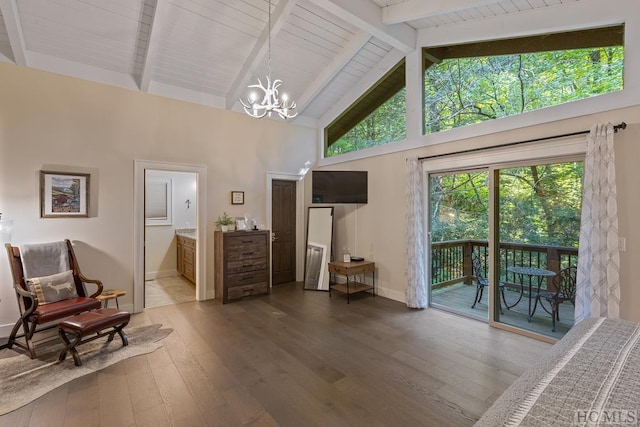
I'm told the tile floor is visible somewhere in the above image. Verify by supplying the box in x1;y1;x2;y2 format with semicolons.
144;275;195;308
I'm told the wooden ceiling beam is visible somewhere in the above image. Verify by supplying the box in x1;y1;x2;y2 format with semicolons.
308;0;415;54
0;0;27;66
383;0;498;25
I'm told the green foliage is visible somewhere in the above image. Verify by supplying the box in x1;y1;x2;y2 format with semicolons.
214;212;234;226
430;162;583;248
424;47;624;134
326;45;623;158
326;89;406;157
430;172;489;242
498;163;583;247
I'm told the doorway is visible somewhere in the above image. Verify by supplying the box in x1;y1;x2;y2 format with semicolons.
133;160;207;313
144;169;197;308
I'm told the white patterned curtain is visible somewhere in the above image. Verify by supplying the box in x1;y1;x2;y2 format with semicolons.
405;156;428;308
575;123;620;322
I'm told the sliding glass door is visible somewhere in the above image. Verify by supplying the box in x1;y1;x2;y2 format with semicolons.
495;161;581;339
429;170;490;319
428;158;582;339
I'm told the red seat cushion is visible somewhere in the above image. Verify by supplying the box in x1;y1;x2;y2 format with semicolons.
32;297;102;323
59;308;130;335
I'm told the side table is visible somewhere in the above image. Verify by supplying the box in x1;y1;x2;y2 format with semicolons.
96;289;127;309
328;261;375;303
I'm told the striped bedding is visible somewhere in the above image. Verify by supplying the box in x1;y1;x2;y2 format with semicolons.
475;318;640;427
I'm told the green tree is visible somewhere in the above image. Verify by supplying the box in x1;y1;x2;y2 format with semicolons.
327;89;406;157
424;47;623;134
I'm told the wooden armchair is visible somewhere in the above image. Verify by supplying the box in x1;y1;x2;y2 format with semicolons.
5;239;103;358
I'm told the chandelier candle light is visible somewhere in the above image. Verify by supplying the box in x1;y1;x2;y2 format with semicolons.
240;0;297;119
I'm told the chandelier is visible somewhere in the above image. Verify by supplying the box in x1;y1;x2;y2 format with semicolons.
239;0;297;119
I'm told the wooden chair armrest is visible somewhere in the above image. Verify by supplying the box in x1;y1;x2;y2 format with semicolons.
14;285;39;316
15;285;36;299
78;273;104;298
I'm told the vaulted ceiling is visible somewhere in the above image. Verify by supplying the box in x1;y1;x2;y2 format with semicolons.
0;0;582;125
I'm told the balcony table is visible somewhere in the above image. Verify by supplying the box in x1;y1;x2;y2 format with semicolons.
506;266;556;321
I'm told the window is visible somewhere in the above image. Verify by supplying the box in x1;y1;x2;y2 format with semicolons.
145;178;172;226
423;25;624;135
325;59;405;158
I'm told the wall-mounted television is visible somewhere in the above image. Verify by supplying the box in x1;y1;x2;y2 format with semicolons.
312;171;368;204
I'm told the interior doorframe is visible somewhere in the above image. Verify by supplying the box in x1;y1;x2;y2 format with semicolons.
266;172;305;284
134;160;207;313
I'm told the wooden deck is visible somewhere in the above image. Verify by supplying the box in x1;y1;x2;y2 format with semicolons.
431;282;574;340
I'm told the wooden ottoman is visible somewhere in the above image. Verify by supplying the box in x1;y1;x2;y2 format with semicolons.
58;308;130;366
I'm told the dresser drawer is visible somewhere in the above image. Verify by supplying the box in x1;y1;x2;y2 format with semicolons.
225;233;267;248
226;258;267;274
328;262;374;276
226;270;268;287
227;283;269;301
226;243;266;260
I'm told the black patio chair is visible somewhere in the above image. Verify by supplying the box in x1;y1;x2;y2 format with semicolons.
471;252;508;315
533;265;576;332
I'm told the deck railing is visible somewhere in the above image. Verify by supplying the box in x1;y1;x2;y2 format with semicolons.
431;240;579;291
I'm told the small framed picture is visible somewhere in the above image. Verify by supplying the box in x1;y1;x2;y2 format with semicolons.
40;171;90;218
231;191;244;205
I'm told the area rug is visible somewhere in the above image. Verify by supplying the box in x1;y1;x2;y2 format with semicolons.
0;324;172;415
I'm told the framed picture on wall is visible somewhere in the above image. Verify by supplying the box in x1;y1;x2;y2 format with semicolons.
40;171;90;218
231;191;244;205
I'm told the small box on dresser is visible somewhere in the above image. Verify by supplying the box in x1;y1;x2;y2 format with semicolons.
214;230;270;303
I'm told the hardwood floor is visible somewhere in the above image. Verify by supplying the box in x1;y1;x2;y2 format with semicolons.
0;282;552;426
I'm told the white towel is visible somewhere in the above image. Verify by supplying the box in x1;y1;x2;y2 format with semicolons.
20;241;70;279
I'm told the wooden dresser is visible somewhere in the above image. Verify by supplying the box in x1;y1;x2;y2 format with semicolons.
214;230;270;303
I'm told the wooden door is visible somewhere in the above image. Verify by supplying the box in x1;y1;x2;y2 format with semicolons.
272;179;296;284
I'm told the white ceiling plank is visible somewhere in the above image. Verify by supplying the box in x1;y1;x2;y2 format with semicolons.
147;79;226;109
0;0;27;65
308;0;415;54
140;0;170;92
295;30;370;111
225;0;298;110
319;47;405;127
27;50;139;90
382;0;502;24
417;0;629;47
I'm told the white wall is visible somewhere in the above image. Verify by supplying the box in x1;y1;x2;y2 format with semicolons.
145;170;197;280
0;63;316;336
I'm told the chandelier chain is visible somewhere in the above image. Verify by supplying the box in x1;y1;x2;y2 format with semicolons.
267;0;272;78
238;0;297;119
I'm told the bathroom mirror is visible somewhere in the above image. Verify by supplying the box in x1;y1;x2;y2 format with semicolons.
304;207;334;291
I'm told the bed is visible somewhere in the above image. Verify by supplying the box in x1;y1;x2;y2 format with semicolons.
475;317;640;426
